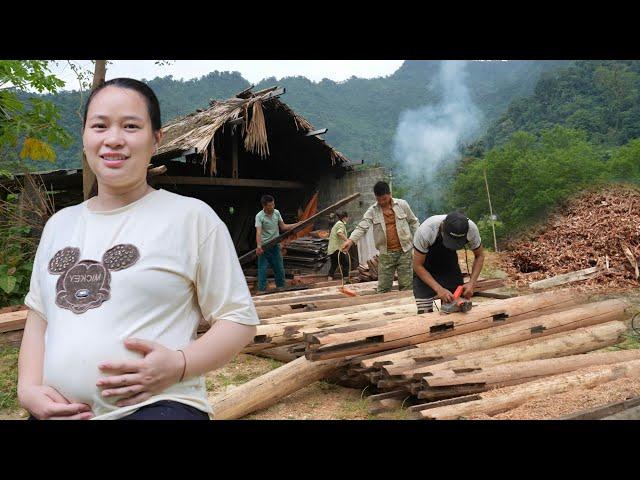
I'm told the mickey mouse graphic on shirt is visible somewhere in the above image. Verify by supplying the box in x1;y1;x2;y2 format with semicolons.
48;244;140;314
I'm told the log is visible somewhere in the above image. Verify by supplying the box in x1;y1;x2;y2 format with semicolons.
253;344;302;363
418;359;640;419
559;395;640;420
239;193;361;265
529;266;599;289
393;301;629;378
255;291;412;319
0;329;23;347
245;302;421;352
0;310;28;333
258;294;414;324
305;291;584;360
356;299;626;370
251;280;385;302
210;356;341;420
425;343;640;387
603;405;640;420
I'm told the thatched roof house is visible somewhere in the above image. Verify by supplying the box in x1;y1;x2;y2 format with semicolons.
153;85;350;179
148;85;355;253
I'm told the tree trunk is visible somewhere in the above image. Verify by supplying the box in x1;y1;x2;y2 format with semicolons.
83;60;107;200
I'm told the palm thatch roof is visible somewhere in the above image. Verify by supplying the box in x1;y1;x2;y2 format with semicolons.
155;87;350;175
157;86;350;176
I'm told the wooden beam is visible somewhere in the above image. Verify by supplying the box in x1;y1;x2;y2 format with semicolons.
235;85;255;99
209;356;340;419
530;266;600;289
259;87;285;100
418;359;640;420
239;193;360;266
559;395;640;420
232;128;239;179
306;128;328;136
152;176;305;189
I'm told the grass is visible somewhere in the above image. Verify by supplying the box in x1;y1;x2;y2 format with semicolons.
337;397;372;419
0;345;19;412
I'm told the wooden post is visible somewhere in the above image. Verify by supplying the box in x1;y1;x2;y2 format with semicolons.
82;60;107;200
209;356;341;420
483;165;498;252
231;127;239;179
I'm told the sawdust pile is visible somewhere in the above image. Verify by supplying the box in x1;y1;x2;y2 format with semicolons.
502;184;640;292
468;375;640;420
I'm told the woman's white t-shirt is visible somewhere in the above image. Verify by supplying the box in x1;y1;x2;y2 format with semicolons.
24;188;259;420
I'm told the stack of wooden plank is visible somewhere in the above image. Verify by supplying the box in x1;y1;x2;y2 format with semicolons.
210;285;639;420
282;236;329;272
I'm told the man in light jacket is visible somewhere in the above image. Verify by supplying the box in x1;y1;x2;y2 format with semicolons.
341;181;419;293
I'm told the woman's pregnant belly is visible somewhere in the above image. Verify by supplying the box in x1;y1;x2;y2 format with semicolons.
42;333;143;413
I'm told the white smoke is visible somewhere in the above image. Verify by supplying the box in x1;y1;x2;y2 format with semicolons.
392;61;483;219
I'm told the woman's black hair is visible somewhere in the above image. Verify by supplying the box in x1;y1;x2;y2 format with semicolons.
336;211;349;220
82;78;162;132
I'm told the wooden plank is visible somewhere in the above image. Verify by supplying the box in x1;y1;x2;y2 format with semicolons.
530;266;599;289
559;396;640;420
306;128;328;136
603;405;640;420
260;87;286;100
153;176;305;189
0;310;28;334
239;192;361;266
474;291;517;300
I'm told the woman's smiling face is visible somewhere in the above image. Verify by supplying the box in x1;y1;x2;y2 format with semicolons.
83;85;161;190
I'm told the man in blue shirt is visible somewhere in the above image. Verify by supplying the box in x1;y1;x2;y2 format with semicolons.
255;194;300;293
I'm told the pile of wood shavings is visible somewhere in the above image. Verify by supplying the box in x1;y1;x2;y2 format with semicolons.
466;370;640;420
502;185;640;293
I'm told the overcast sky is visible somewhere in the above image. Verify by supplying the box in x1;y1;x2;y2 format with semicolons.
50;60;405;90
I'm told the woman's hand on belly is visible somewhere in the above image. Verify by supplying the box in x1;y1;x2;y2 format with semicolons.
96;338;184;408
19;385;94;420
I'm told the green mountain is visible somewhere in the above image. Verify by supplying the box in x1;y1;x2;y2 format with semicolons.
485;60;640;148
37;60;569;170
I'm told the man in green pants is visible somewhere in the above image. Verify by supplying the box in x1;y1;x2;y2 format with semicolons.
341;181;419;293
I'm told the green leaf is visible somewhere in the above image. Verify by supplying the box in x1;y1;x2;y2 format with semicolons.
0;275;16;294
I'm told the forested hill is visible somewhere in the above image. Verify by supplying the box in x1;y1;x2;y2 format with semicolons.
39;60;567;169
485;60;640;148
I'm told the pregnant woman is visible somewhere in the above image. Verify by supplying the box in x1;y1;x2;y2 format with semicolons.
17;78;259;420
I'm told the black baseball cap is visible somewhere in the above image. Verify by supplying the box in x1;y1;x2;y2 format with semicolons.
442;212;469;250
